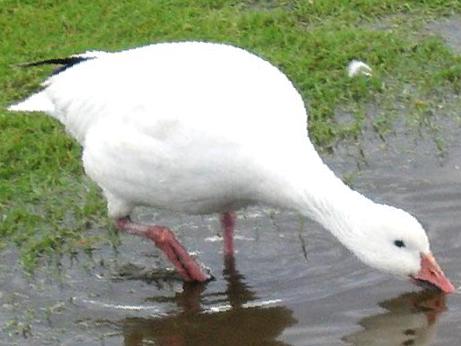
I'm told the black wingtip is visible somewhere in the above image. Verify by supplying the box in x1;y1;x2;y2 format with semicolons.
18;56;95;76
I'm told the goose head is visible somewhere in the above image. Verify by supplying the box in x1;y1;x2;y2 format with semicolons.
344;204;455;293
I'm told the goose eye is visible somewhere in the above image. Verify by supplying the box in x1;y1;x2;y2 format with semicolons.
394;239;406;248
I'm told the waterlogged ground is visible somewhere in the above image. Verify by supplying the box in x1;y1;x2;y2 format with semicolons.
1;115;461;346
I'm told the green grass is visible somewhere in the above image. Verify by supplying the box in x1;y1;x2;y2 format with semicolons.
1;0;461;270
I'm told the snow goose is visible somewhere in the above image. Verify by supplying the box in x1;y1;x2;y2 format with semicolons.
8;42;455;292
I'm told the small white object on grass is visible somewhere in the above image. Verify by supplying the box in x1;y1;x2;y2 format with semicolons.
347;60;373;77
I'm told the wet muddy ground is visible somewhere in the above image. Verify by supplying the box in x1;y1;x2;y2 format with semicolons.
1;115;461;345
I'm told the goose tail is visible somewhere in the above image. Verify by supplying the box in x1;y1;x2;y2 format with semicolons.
7;91;54;113
7;50;108;114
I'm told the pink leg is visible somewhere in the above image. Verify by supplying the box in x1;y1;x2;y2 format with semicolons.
220;211;236;257
116;217;210;282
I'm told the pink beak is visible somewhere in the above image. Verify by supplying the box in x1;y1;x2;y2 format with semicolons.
411;253;455;294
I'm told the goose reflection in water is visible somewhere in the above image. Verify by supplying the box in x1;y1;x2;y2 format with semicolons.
120;256;297;345
343;290;446;346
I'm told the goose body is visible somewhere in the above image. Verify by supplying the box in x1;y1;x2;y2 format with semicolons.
8;42;455;292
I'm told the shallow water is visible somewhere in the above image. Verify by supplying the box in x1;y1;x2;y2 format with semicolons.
1;122;461;346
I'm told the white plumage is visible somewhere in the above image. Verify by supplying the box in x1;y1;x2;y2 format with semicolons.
347;59;373;77
8;42;454;291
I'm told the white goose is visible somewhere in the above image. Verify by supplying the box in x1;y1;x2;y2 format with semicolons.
8;42;454;292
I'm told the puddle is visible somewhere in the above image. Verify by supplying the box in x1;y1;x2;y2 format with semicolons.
1;117;461;346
